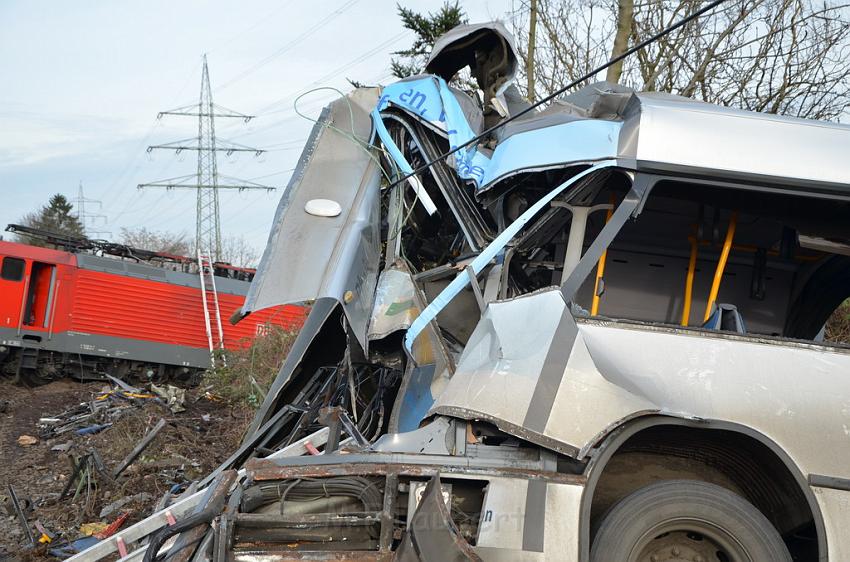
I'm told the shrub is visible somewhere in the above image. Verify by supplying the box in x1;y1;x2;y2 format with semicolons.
204;325;297;407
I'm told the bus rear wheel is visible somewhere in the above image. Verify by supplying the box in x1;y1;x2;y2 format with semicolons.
590;480;791;562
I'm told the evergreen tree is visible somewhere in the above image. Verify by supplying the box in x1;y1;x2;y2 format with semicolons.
17;194;86;247
391;1;467;79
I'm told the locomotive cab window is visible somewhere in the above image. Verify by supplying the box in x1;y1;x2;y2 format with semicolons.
1;257;25;281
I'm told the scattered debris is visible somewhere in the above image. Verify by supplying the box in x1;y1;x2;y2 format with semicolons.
59;453;96;501
92;512;129;539
75;423;111;436
150;383;186;413
48;536;99;559
0;377;249;559
38;385;158;439
34;520;55;544
79;522;108;537
17;434;38;447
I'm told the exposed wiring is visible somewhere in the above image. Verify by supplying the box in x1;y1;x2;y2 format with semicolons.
292;86;400;185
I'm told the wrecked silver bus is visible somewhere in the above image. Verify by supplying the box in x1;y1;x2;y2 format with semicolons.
76;22;850;562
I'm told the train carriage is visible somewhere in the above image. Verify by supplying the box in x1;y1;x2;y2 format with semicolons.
0;239;304;384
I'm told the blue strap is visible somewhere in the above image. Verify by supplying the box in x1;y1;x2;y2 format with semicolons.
404;161;616;354
370;107;438;215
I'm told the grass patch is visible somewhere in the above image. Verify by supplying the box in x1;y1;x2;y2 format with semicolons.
204;325;298;407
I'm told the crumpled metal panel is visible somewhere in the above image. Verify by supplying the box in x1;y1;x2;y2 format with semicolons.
430;282;850;472
394;476;482;562
239;88;381;349
479;119;621;189
425;21;519;98
428;288;655;457
385;264;456;434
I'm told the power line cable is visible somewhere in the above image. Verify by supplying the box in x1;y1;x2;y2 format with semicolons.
246;168;296;181
225;95;337;142
133;190;195;231
110;139;194;223
206;0;298;56
218;33;406;143
100;60;204;214
220;188;279;227
214;0;362;92
257;30;410;116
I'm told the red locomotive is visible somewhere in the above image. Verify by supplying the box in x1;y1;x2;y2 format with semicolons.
0;226;305;385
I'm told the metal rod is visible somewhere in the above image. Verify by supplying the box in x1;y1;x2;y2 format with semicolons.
47;279;60;340
8;485;35;545
465;265;486;313
703;212;738;322
681;235;699;326
16;273;30;335
113;418;167;478
60;454;90;500
591;198;615;316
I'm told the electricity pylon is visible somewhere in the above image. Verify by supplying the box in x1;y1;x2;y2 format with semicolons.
73;181;111;238
139;54;275;262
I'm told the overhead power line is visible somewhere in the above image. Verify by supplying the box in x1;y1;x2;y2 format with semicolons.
215;0;362;92
99;59;204;216
258;30;410;116
207;0;298;56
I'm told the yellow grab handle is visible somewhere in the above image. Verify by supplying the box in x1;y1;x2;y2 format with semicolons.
704;212;738;322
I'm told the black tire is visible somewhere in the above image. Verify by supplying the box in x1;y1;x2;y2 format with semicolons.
590;480;791;562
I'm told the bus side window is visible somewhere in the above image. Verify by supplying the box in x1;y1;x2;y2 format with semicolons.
1;257;25;281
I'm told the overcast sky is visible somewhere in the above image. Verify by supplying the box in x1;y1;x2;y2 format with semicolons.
0;0;516;256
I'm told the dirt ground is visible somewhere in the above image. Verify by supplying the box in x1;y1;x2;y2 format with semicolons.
0;378;253;560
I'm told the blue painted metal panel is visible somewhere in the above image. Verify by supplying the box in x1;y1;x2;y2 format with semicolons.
480;119;621;188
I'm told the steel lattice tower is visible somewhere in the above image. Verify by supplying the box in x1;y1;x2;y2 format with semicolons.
196;56;222;260
72;181;111;238
139;55;275;262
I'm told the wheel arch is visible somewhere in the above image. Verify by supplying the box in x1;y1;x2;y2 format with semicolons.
578;415;827;562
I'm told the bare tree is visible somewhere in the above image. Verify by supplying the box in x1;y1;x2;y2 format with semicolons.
606;0;634;83
120;227;192;256
120;227;258;268
513;0;850;121
219;235;259;269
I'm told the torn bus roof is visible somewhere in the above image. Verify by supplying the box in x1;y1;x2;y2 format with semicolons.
376;79;850;196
